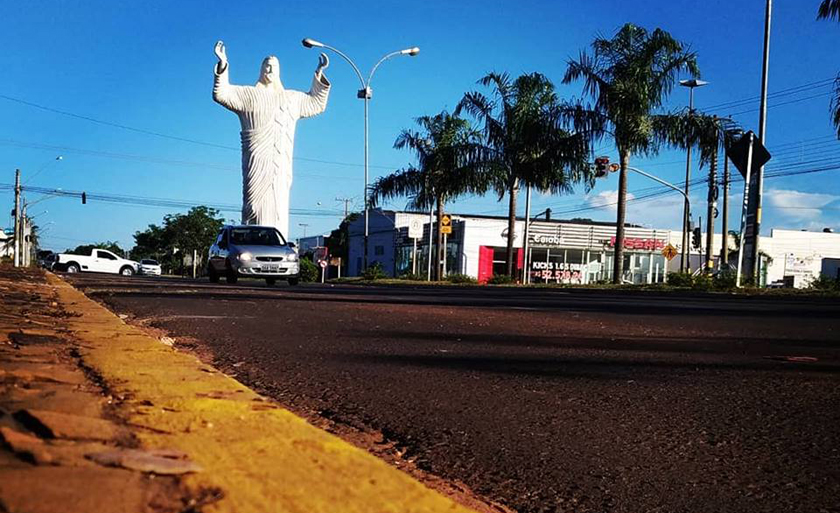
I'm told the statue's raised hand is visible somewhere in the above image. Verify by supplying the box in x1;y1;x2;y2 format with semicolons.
214;41;228;67
316;53;329;73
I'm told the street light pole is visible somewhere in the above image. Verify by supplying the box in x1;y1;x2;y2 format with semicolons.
302;39;419;273
679;79;708;273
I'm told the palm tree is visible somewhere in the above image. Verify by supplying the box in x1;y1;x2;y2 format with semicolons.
457;72;592;278
369;111;486;280
818;0;840;138
563;23;700;284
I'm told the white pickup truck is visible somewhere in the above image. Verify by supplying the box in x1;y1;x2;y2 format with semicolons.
54;249;140;276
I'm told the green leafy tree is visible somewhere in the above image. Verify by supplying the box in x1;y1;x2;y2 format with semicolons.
457;72;592;278
132;206;224;274
324;213;360;270
163;206;224;262
563;23;700;283
67;241;125;256
818;0;840;137
370;111;487;280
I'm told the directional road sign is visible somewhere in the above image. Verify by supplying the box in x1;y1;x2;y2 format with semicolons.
440;214;452;235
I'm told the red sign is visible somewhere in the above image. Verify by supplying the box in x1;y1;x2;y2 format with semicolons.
607;237;665;251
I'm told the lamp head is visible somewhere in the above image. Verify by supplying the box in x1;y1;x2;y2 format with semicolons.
56;156;63;161
679;79;709;88
401;47;420;56
302;38;324;49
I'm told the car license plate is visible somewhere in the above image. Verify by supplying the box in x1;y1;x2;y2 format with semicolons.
261;264;279;272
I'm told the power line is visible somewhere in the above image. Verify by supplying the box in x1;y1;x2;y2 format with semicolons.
0;97;401;170
0;183;346;218
728;91;835;116
700;77;836;111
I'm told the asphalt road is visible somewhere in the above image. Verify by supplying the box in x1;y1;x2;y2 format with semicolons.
64;273;840;513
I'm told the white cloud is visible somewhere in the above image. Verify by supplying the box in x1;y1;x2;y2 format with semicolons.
765;188;839;222
584;190;636;213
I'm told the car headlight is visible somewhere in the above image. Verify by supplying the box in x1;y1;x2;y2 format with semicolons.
238;252;252;262
286;253;298;262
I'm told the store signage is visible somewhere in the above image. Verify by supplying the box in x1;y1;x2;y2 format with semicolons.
531;234;564;246
607;237;666;250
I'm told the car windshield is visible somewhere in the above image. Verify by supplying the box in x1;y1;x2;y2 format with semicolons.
229;227;286;246
141;259;158;265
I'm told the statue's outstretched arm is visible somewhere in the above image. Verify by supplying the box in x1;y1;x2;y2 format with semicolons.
212;40;249;113
298;53;331;119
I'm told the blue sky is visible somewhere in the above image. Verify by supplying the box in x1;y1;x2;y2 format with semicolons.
3;0;839;252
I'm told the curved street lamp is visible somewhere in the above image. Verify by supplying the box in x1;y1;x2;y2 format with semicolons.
302;38;419;272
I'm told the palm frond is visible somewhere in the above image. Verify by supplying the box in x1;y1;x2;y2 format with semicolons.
818;0;840;20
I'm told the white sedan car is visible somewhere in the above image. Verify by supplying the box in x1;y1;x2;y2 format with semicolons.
138;259;162;276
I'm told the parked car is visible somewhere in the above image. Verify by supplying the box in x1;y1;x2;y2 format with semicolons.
54;249;140;276
138;259;162;276
207;225;299;286
36;250;57;270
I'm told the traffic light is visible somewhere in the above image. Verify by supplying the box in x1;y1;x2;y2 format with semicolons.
594;156;611;178
81;192;87;204
692;226;701;249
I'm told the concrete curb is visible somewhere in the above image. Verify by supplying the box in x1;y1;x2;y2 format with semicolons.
49;274;477;513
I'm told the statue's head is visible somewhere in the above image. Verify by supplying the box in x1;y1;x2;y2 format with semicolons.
257;56;282;90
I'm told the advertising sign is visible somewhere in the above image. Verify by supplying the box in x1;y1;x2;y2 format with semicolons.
530;261;584;284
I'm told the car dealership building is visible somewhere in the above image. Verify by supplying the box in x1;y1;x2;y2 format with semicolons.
345;209;840;286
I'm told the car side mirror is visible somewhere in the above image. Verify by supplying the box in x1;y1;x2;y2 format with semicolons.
287;242;296;249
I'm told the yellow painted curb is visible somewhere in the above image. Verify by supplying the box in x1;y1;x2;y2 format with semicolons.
49;275;477;513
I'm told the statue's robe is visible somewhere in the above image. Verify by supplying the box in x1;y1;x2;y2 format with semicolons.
213;64;330;238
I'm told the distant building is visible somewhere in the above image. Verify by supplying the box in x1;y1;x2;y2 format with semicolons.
0;229;13;259
297;235;326;255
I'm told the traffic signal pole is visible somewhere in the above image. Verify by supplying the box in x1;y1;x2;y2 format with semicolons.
721;151;731;268
705;149;717;271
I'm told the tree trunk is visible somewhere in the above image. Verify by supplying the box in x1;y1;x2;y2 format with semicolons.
612;151;629;284
436;194;445;281
505;177;519;278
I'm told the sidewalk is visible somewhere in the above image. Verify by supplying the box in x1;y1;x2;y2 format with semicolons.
0;266;478;513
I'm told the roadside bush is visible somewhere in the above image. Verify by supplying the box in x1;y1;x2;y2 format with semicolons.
363;261;387;281
666;272;694;287
691;273;713;290
488;273;515;285
712;270;737;290
446;273;477;284
398;272;425;281
299;257;319;282
810;274;840;291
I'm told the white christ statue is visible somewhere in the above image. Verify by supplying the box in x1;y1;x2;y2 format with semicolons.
213;40;330;238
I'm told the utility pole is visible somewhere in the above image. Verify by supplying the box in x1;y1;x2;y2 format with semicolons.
721;146;731;268
13;169;21;267
20;205;28;267
748;0;772;284
705;145;718;271
335;197;352;218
